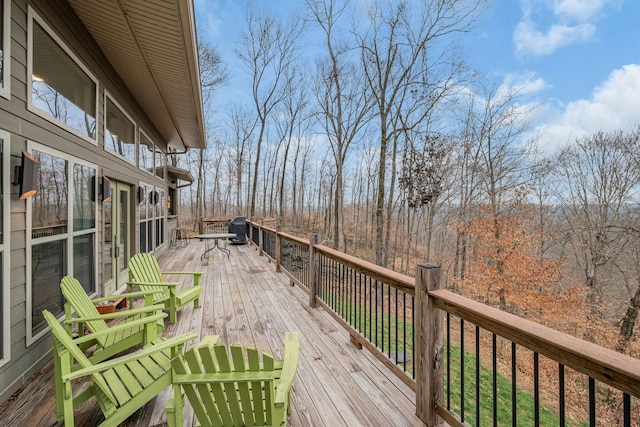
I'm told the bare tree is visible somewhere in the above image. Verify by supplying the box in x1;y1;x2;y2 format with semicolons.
274;67;310;222
236;6;303;218
357;0;483;266
306;0;373;251
556;129;640;340
227;107;257;215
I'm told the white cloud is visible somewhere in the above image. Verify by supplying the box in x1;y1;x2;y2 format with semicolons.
514;21;595;56
554;0;615;21
536;64;640;152
513;0;617;56
500;71;548;96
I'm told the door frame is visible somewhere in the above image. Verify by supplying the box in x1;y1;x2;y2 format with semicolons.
103;181;132;295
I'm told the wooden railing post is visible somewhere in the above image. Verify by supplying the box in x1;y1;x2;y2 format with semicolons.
415;263;444;426
308;234;320;308
258;220;264;256
275;223;282;272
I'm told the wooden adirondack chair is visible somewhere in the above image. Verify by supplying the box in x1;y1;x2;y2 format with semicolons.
43;309;197;427
61;275;167;364
127;252;203;323
166;332;301;427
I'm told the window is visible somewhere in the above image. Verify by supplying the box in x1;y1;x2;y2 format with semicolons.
155;149;166;180
168;187;177;216
139;132;154;175
28;144;97;342
139;182;151;253
105;95;136;164
139;183;166;252
156;189;165;246
0;130;9;367
0;0;11;99
28;8;98;142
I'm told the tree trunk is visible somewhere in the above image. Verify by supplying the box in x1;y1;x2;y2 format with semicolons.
617;284;640;353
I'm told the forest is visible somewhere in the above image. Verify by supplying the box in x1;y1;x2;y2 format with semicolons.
172;0;640;358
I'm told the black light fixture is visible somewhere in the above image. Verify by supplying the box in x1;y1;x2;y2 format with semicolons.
137;185;145;204
150;190;160;205
100;177;111;204
12;151;39;200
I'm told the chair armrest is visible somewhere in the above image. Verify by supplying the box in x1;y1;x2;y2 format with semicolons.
90;290;159;304
63;332;198;381
65;304;166;322
127;281;180;288
161;271;204;277
70;313;167;345
275;331;301;404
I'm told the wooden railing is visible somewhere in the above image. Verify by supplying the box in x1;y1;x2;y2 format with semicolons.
200;219;229;234
247;221;640;426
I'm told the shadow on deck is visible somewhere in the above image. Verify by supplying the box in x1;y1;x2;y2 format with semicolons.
0;240;421;426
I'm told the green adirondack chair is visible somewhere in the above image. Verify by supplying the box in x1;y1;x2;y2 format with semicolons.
61;275;166;364
127;252;203;324
44;310;198;427
166;332;301;427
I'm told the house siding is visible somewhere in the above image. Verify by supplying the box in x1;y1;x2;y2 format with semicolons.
0;0;178;403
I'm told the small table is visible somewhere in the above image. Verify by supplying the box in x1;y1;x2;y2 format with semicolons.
196;233;237;260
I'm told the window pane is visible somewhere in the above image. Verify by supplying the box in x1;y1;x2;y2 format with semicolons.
139;185;148;220
74;234;94;293
139;133;154;174
32;240;66;334
103;195;112;283
0;139;3;245
105;97;135;164
0;1;4;89
139;222;147;253
32;150;68;238
168;187;177;216
31;21;96;139
156;218;164;247
155;150;166;179
73;164;95;231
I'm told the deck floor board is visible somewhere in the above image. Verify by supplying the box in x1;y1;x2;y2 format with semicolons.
0;240;421;426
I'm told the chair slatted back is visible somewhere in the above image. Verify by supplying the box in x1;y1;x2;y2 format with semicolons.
60;276;110;347
172;340;278;427
129;253;169;300
43;310;117;406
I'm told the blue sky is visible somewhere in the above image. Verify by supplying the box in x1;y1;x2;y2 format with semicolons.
195;0;640;154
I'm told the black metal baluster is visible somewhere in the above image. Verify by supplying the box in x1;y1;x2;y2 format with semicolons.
402;291;407;372
559;364;565;427
623;392;630;427
493;334;497;427
461;318;465;423
476;325;480;427
512;342;517;427
368;276;372;342
589;377;595;427
447;313;451;410
534;352;539;427
387;284;391;357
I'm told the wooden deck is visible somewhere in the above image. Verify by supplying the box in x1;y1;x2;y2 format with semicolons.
0;239;421;426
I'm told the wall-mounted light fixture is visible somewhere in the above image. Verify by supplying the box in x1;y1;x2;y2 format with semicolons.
150;190;160;205
137;185;145;204
100;177;111;204
12;151;39;199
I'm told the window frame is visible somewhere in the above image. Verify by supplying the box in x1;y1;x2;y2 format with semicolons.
26;142;99;345
0;0;11;99
139;130;155;176
26;7;99;145
0;130;10;367
104;92;137;165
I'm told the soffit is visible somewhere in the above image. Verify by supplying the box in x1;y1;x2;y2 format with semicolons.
67;0;206;150
167;165;194;184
